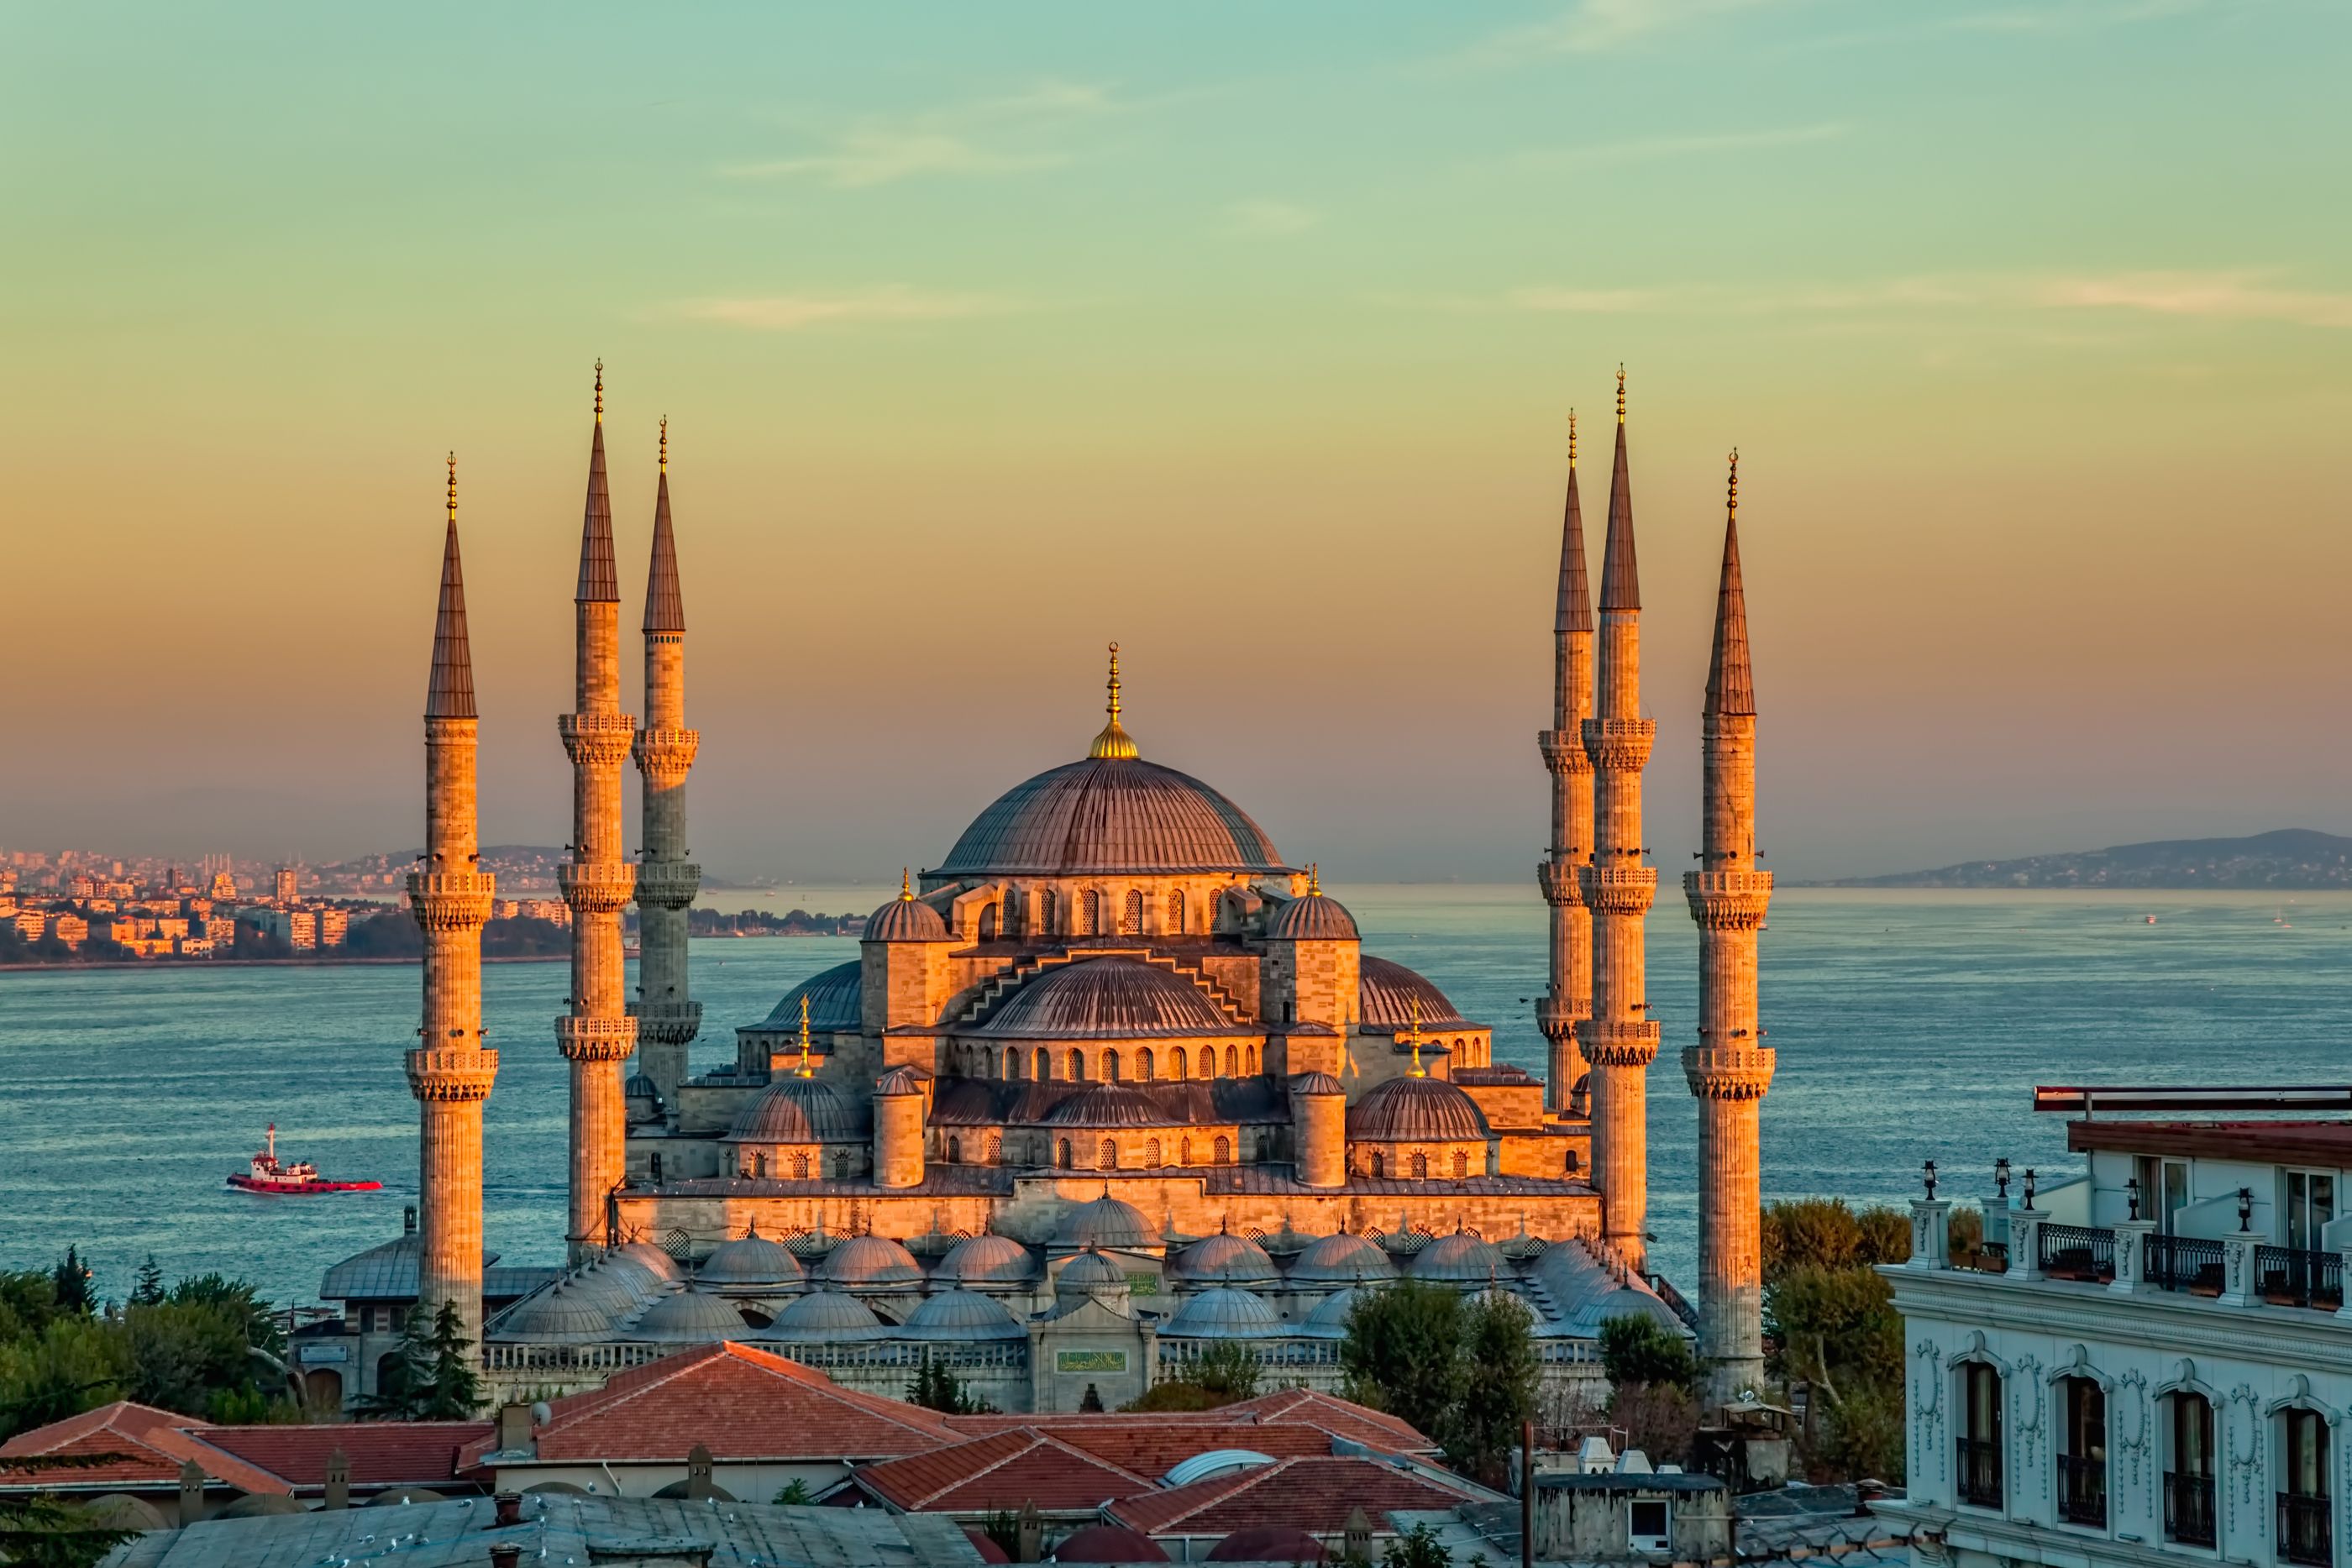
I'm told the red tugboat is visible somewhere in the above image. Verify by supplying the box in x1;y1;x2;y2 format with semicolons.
226;1125;381;1195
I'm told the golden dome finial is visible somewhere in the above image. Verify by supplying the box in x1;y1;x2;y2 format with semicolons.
1405;994;1428;1078
795;994;813;1078
593;359;604;423
659;416;669;474
900;868;913;902
1089;641;1138;759
1567;410;1578;469
1307;863;1320;897
1615;364;1626;425
1727;448;1739;518
445;452;457;526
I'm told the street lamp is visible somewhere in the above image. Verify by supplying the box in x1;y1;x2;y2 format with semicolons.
1995;1158;2012;1200
1924;1159;1939;1200
2126;1177;2141;1222
2023;1168;2038;1211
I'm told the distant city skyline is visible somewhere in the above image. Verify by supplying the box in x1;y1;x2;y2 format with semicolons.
4;2;2347;882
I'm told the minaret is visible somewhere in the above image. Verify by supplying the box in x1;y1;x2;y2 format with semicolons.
1683;452;1774;1407
1577;368;1659;1269
630;418;701;1108
1537;412;1595;1118
556;363;638;1263
407;455;498;1345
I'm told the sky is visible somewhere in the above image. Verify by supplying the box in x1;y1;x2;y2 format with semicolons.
3;0;2348;884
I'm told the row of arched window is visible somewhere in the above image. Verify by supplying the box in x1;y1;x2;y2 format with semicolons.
1054;1134;1232;1170
1358;1149;1475;1180
727;1149;853;1182
960;1042;1260;1083
971;885;1210;941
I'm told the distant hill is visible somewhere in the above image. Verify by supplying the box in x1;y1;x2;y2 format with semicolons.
1822;829;2352;889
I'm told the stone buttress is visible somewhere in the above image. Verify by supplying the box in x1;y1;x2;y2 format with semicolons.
1577;372;1659;1268
1683;454;1773;1406
407;458;498;1344
1538;412;1595;1118
631;419;700;1107
557;364;638;1262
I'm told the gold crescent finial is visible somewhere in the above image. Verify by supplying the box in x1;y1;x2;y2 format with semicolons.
1089;642;1138;758
659;417;669;474
1728;448;1739;517
1615;364;1626;425
445;452;457;525
593;359;604;423
1567;409;1577;469
796;994;813;1077
1308;863;1320;897
900;868;913;902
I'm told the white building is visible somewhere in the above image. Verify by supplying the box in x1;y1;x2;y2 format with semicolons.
1878;1088;2352;1568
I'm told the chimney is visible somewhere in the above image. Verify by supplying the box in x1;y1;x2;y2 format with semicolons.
403;1204;417;1235
490;1546;520;1568
1343;1505;1373;1561
494;1492;522;1528
324;1448;349;1511
685;1443;715;1501
496;1401;534;1455
1016;1499;1043;1563
176;1460;206;1526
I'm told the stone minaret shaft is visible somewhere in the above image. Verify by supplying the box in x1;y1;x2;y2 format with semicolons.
556;365;637;1262
1537;413;1594;1118
631;420;701;1106
1683;454;1773;1406
1577;373;1659;1268
407;457;497;1345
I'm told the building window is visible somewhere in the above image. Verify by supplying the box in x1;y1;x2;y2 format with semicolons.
1173;1047;1189;1079
1628;1499;1672;1554
986;1135;1002;1164
1181;1136;1194;1166
1247;1046;1258;1073
793;1153;809;1178
2166;1392;2216;1546
1138;1047;1155;1081
1058;1139;1074;1170
1145;1138;1162;1168
832;1151;850;1180
2281;1408;2332;1567
1371;1152;1386;1178
948;1136;963;1163
1105;1050;1121;1082
1123;889;1144;935
1214;1135;1231;1165
1071;1050;1089;1082
2058;1376;2108;1529
1411;1151;1429;1179
1959;1362;2004;1509
1038;889;1056;935
2286;1169;2337;1250
1036;1047;1052;1082
1170;889;1186;932
1223;1045;1238;1076
1081;889;1100;936
1453;1150;1471;1179
1099;1138;1117;1171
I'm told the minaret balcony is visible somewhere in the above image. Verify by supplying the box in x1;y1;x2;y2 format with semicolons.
1537;730;1594;775
1683;869;1773;927
628;998;703;1046
557;861;638;913
1680;1043;1775;1099
406;871;496;928
1577;1018;1661;1067
406;1046;500;1102
1578;864;1657;915
1536;860;1587;905
632;861;701;910
555;1015;638;1062
559;711;638;766
1580;716;1656;770
633;726;700;778
1535;995;1586;1041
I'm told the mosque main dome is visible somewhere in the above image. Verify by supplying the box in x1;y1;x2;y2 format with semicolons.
937;756;1289;878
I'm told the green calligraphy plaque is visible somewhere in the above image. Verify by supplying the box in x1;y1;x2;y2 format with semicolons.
1055;1349;1129;1375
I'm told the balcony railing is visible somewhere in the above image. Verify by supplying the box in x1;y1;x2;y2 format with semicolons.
2145;1232;2227;1295
2166;1471;2217;1547
2280;1491;2333;1567
2039;1223;2117;1283
1958;1437;2004;1509
2259;1245;2345;1311
2057;1454;2108;1527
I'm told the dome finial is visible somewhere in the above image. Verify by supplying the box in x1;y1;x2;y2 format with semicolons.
1615;364;1626;425
1089;642;1139;759
1399;994;1432;1078
445;452;458;526
1307;863;1320;897
900;868;913;902
659;416;668;475
1727;447;1739;519
594;359;604;423
795;994;813;1078
1567;409;1578;470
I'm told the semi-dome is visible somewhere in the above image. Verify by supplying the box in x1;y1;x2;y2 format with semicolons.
1346;1076;1489;1142
759;1289;883;1341
494;1282;627;1343
1056;1249;1131;1297
818;1233;925;1288
1161;1286;1282;1339
1267;890;1358;941
1055;1191;1155;1250
937;756;1289;878
939;1233;1039;1287
875;1065;926;1096
748;960;863;1034
1303;1286;1368;1337
1289;1070;1345;1097
728;1075;864;1143
698;1228;806;1288
900;1288;1025;1340
1357;957;1472;1030
1173;1230;1277;1287
1044;1083;1175;1127
632;1288;749;1344
1289;1231;1396;1284
1414;1230;1508;1283
974;958;1233;1041
865;884;952;942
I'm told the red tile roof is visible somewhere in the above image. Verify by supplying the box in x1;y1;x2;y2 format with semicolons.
854;1428;1154;1513
460;1342;957;1468
936;1416;1335;1480
1216;1390;1438;1454
0;1403;286;1495
1108;1455;1484;1539
942;1389;1435;1461
193;1422;487;1487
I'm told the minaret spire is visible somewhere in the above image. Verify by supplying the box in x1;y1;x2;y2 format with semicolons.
1685;446;1774;1408
1578;364;1660;1268
408;455;498;1345
1538;406;1596;1120
631;417;701;1109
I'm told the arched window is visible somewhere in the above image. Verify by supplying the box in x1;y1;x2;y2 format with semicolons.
1058;1139;1074;1170
2165;1392;2215;1546
1565;1149;1580;1173
1069;1051;1088;1082
1081;889;1100;936
1172;1047;1189;1080
1099;1139;1118;1171
2059;1376;2108;1529
1105;1049;1121;1082
754;1153;768;1178
793;1153;810;1178
1123;889;1144;934
1137;1047;1155;1081
1181;1136;1194;1166
1247;1046;1258;1074
1223;1045;1239;1076
1959;1362;2004;1508
1410;1151;1428;1178
1036;1047;1052;1082
1145;1138;1162;1168
1005;1048;1021;1081
986;1134;1002;1165
1214;1135;1231;1165
1038;889;1056;935
978;903;998;941
1169;889;1186;933
948;1136;963;1163
832;1150;850;1181
1453;1150;1471;1178
1371;1151;1386;1178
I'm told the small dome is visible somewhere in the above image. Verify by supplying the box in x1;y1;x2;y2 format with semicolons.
1346;1076;1488;1143
1173;1230;1277;1287
1289;1070;1345;1097
213;1493;307;1519
1210;1527;1328;1563
1162;1287;1282;1340
1415;1230;1508;1283
1302;1286;1368;1338
1357;957;1471;1030
632;1288;749;1344
1056;1250;1131;1297
698;1229;806;1288
940;1233;1038;1287
494;1282;627;1343
974;957;1233;1040
613;1240;685;1282
759;1289;883;1341
1267;892;1358;941
875;1065;926;1096
1055;1523;1171;1563
900;1289;1025;1340
1288;1232;1395;1285
1044;1083;1173;1127
818;1234;925;1289
865;889;951;942
1055;1191;1155;1250
728;1076;864;1143
624;1072;659;1099
748;959;864;1034
568;1260;659;1310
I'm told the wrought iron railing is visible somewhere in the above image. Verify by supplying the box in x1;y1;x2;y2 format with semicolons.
1958;1437;2004;1509
2166;1472;2217;1547
2145;1233;2226;1295
2058;1454;2108;1528
2259;1245;2345;1311
2280;1491;2333;1567
2038;1224;2116;1282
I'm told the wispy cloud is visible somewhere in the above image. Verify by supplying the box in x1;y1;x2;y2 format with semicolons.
675;287;1021;332
1515;121;1849;169
727;78;1118;189
2031;270;2352;328
1224;199;1320;237
1463;0;1785;62
1945;0;2207;33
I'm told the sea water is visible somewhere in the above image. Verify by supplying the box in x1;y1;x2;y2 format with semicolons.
2;887;2345;1308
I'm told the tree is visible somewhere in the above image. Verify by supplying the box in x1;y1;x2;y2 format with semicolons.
1190;1340;1262;1402
1382;1521;1454;1568
49;1251;91;1319
1445;1293;1539;1486
1340;1279;1466;1444
123;1301;250;1418
165;1274;284;1358
907;1352;980;1415
1609;1379;1700;1468
418;1301;482;1419
0;1319;132;1440
771;1479;814;1505
1597;1314;1698;1393
129;1257;164;1308
1767;1261;1904;1483
1761;1198;1911;1282
358;1308;437;1419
